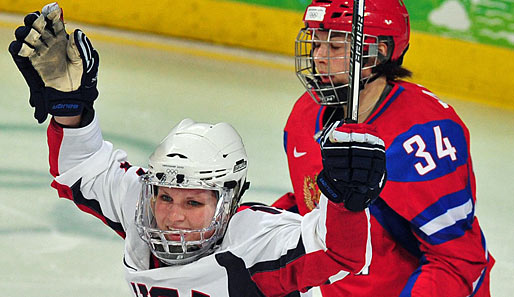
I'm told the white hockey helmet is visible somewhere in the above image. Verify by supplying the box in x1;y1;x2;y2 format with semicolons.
135;118;249;265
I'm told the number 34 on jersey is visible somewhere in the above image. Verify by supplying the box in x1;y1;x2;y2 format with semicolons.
386;119;468;182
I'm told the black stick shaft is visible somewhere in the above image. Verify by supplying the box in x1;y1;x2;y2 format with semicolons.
346;0;365;123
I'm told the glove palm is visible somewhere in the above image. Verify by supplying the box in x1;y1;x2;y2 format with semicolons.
9;3;99;123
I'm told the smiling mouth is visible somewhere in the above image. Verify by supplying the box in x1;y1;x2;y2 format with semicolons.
167;234;182;241
165;227;188;240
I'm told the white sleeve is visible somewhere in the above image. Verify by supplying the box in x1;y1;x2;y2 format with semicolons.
47;114;144;236
221;195;371;296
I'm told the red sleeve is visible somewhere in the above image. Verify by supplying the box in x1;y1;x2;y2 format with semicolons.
271;192;298;213
251;198;371;296
376;84;492;296
47;118;65;178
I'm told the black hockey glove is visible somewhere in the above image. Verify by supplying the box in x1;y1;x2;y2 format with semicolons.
8;3;99;124
317;122;387;211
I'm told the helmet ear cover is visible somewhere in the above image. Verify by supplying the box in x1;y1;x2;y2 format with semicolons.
227;180;250;215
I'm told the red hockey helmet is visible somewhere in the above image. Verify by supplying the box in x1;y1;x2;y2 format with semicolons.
295;0;410;105
303;0;410;61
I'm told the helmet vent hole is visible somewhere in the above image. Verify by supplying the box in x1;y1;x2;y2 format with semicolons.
176;174;184;183
331;12;342;18
167;153;187;159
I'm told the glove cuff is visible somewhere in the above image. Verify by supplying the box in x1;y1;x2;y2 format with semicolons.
44;85;98;117
317;170;346;204
317;169;382;212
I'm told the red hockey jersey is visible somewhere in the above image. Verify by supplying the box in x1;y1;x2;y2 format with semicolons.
276;81;494;297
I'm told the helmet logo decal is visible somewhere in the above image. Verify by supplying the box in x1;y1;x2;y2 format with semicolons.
158;168;178;183
305;7;326;22
233;159;247;173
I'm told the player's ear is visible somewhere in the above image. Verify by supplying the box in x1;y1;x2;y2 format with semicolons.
377;42;389;64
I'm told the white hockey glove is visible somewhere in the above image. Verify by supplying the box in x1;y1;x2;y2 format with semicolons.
8;2;99;124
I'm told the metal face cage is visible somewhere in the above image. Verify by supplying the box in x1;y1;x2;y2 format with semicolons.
295;28;379;105
135;176;235;265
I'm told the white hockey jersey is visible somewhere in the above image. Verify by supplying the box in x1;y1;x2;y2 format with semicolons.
46;115;371;297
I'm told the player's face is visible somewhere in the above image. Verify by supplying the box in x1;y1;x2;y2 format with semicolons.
313;30;351;85
153;187;217;241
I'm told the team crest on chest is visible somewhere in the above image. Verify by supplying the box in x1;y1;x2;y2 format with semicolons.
303;174;321;210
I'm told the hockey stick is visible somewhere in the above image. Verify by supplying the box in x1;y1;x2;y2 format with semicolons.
345;0;365;123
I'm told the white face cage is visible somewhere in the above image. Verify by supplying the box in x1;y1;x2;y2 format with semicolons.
295;28;379;105
135;174;235;266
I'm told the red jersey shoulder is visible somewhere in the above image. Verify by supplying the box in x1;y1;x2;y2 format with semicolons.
374;81;471;184
285;92;320;133
369;81;467;141
283;92;324;214
393;81;460;121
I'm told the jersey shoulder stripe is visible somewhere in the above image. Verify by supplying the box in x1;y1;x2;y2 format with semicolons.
411;183;474;245
52;179;126;238
249;235;305;275
367;84;404;125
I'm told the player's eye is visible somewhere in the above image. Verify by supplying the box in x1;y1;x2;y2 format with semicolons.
187;200;203;207
329;39;347;50
159;194;172;202
330;43;343;50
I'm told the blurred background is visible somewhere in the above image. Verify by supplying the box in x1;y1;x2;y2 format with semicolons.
0;0;513;296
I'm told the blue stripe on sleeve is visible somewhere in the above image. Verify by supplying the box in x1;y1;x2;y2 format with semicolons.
411;186;474;245
470;267;487;297
398;254;428;297
469;229;490;296
370;198;421;258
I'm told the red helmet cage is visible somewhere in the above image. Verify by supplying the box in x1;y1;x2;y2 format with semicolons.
303;0;410;61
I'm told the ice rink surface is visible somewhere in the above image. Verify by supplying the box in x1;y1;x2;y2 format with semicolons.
1;13;513;296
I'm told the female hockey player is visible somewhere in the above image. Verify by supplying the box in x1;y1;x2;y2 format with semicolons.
9;3;386;296
273;0;494;296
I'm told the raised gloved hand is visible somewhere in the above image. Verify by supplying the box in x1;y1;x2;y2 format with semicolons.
317;121;387;211
8;2;99;124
